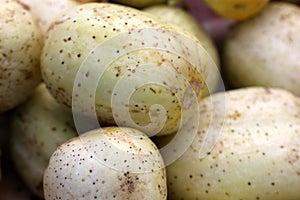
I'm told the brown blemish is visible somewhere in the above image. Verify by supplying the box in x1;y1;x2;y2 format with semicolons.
149;88;156;94
48;19;68;32
119;171;136;194
227;110;242;120
17;1;31;11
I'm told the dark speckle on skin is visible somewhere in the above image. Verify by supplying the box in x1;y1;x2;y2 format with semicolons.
119;171;137;194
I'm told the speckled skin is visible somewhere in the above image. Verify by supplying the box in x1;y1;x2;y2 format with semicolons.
43;127;167;200
10;84;77;198
143;5;221;97
41;3;211;136
163;87;300;199
0;0;42;112
223;2;300;96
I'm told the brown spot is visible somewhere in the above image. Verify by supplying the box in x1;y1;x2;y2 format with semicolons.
24;70;33;80
225;192;231;197
48;19;68;32
62;101;71;109
227;110;242;120
286;148;299;166
17;1;31;11
149;88;156;94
